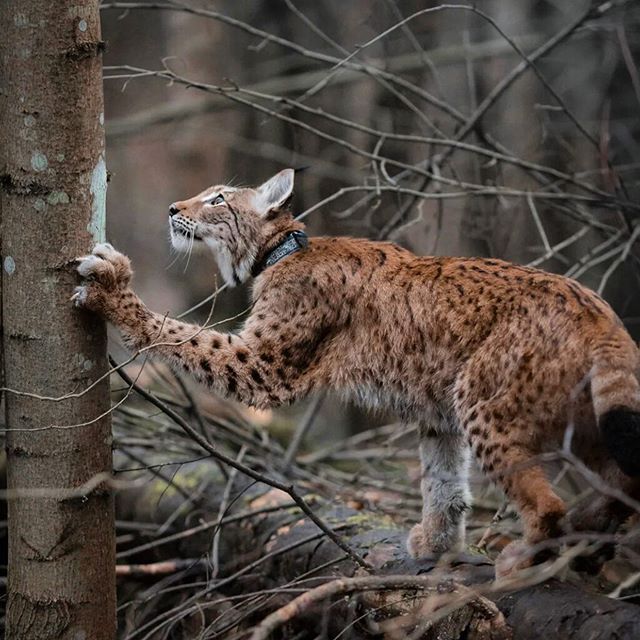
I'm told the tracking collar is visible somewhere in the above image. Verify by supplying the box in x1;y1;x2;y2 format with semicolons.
251;230;309;277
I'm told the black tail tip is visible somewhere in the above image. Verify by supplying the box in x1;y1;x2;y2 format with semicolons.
600;408;640;477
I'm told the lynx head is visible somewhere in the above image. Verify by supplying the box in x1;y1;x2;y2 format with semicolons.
168;169;302;286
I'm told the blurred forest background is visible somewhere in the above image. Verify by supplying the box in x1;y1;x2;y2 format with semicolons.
102;0;640;439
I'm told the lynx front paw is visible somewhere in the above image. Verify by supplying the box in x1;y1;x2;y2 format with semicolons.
72;243;133;314
407;523;430;558
407;521;463;558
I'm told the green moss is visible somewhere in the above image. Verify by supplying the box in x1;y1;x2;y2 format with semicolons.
265;417;296;447
466;545;491;557
144;463;213;502
344;512;399;530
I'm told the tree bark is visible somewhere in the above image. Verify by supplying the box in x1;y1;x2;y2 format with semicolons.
0;2;116;638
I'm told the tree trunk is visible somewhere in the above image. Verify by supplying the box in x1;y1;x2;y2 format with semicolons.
0;2;116;638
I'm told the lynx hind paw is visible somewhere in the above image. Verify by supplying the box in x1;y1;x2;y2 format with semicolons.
76;243;132;290
495;540;557;579
495;540;543;579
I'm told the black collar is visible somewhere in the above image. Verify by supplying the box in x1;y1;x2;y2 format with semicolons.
251;231;308;277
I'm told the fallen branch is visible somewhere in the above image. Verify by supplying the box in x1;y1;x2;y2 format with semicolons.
249;575;510;640
116;558;207;577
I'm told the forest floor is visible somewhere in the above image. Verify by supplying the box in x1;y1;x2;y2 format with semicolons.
105;360;640;640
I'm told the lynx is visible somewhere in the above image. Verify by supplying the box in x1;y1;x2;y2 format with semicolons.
74;169;640;575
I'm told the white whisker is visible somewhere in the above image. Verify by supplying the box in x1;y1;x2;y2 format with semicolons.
166;230;183;270
166;247;182;270
183;228;195;272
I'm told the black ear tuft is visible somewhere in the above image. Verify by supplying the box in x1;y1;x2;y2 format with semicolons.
600;408;640;476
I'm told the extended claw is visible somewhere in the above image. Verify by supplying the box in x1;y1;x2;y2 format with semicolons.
71;285;88;307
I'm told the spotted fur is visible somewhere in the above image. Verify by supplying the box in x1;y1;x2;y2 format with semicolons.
74;170;640;575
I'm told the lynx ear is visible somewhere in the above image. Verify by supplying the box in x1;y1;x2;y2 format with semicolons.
254;169;294;216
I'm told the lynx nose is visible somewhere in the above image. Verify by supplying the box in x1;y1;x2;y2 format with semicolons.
169;203;180;217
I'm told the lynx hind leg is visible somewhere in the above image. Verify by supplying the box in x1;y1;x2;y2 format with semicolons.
465;415;566;575
407;424;471;558
494;454;565;577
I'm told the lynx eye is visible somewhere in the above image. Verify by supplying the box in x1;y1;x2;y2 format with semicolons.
210;194;225;206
